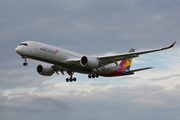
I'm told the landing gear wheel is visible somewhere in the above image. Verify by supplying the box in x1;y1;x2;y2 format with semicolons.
96;74;99;78
66;78;69;82
73;77;76;81
92;74;95;78
70;78;73;82
23;62;28;66
88;74;92;79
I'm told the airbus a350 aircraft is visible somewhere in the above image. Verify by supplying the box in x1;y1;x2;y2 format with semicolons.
15;41;176;82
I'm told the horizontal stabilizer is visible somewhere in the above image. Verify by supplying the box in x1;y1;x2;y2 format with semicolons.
126;67;153;73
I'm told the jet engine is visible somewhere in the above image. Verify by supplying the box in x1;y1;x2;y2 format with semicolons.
37;64;54;76
80;56;99;68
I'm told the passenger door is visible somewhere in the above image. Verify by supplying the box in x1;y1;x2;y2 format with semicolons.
34;43;38;50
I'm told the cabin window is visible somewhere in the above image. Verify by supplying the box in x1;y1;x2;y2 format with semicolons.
20;43;28;46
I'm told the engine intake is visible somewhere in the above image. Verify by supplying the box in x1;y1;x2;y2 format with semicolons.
37;65;54;76
80;56;99;68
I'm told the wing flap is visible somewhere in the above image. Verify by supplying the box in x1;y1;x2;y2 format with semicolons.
52;64;67;75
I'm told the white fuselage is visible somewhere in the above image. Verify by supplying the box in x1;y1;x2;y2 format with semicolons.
15;41;119;76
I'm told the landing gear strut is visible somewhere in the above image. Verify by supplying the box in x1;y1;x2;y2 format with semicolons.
66;71;76;82
22;56;28;66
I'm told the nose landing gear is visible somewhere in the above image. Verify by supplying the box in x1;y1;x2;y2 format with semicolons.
22;56;28;66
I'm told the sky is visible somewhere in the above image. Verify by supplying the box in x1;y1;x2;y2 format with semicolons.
0;0;180;120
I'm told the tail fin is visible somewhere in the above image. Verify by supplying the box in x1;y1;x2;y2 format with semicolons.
119;48;135;71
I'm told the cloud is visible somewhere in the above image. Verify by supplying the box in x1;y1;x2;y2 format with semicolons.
90;82;109;86
149;74;180;81
0;67;52;89
1;0;179;54
0;84;180;120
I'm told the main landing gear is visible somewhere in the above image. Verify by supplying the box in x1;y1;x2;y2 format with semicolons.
88;74;99;79
66;71;76;82
22;56;28;66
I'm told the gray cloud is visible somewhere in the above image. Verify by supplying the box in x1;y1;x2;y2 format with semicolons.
1;0;179;54
0;67;51;89
90;82;109;86
0;84;180;120
149;74;180;81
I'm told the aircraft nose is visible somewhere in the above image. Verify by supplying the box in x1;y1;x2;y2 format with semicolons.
15;46;23;55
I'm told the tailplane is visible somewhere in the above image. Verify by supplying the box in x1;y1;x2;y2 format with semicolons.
126;67;153;73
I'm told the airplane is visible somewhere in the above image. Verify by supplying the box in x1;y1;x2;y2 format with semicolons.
15;41;176;82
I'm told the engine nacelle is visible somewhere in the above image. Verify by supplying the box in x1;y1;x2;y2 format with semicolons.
37;65;54;76
80;56;99;68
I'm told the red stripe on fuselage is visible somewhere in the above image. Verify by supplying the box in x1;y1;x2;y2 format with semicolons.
103;61;127;77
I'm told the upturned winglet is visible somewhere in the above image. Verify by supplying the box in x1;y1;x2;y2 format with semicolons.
169;41;177;48
161;41;177;50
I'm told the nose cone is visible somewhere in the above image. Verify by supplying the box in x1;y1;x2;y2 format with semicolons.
15;46;23;55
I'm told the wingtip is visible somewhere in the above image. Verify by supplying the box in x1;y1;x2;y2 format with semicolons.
169;41;177;48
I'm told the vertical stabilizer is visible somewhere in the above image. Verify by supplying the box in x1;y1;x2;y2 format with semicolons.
119;48;135;71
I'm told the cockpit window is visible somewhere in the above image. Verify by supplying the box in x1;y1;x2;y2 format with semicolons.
20;43;28;46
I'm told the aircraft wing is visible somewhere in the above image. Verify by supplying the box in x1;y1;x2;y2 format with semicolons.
97;42;176;65
66;42;176;67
